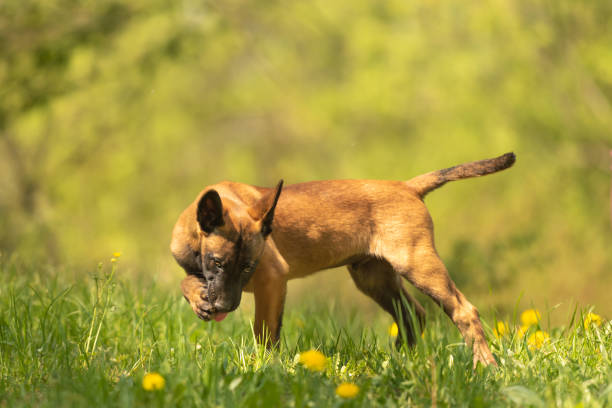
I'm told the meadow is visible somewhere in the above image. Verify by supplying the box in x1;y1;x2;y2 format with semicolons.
1;258;610;407
1;0;611;406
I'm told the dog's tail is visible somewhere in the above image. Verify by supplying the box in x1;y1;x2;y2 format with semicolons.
406;152;516;198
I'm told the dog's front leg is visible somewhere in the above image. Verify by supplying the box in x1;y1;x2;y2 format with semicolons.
252;270;288;346
181;274;213;321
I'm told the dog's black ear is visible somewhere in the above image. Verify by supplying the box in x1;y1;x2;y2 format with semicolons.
197;190;224;233
261;180;283;237
249;180;283;237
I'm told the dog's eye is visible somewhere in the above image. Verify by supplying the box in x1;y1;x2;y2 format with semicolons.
214;259;223;268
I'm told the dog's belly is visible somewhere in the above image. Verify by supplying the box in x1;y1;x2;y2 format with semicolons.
284;254;370;280
272;221;371;276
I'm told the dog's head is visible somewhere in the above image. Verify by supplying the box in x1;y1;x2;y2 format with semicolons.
173;181;283;321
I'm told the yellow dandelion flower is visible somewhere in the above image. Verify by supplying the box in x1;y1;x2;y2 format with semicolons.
520;309;541;327
493;321;509;339
113;252;122;258
517;325;529;338
388;323;398;338
110;258;117;263
335;382;359;399
527;330;549;349
142;372;165;391
583;313;602;330
298;350;327;372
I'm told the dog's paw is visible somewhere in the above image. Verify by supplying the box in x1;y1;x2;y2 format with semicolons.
188;289;214;321
472;341;498;368
181;275;213;321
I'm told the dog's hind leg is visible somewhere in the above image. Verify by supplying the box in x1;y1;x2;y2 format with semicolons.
387;245;497;368
348;258;425;346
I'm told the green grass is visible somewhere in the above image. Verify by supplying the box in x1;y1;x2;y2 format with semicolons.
0;260;610;407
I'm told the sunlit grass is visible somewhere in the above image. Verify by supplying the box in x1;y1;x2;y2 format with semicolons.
0;260;610;407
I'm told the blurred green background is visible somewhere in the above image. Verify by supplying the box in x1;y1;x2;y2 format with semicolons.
1;0;611;319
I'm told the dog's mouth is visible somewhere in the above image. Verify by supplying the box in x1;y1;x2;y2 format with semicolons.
198;309;229;323
206;284;239;322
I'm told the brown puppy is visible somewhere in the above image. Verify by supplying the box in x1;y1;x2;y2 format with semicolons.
171;152;516;367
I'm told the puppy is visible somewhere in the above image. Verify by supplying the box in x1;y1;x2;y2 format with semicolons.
171;152;516;367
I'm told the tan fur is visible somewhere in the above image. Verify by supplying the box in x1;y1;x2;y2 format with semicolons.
171;153;516;367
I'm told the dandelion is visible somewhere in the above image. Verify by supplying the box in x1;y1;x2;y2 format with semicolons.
493;321;509;339
517;325;529;338
520;309;541;327
113;252;122;258
388;323;398;338
584;312;602;330
335;382;360;399
110;258;117;263
527;330;549;349
298;350;327;372
142;372;165;391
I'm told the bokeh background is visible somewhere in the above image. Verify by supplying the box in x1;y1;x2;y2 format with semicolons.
1;0;611;320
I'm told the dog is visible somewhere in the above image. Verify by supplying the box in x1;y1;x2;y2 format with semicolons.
171;152;516;367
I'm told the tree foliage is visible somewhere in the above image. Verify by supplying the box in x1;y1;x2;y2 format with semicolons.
1;0;611;311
